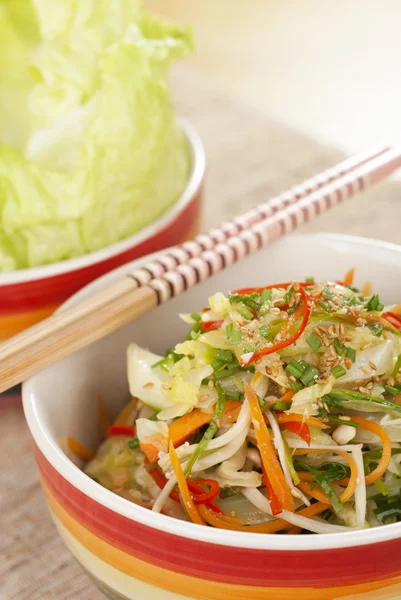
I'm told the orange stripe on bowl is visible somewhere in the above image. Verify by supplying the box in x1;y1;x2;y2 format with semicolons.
0;305;58;339
41;478;401;600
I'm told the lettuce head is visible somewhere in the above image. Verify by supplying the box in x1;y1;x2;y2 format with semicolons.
0;0;193;271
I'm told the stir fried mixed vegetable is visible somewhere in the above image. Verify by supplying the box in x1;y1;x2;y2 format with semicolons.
77;271;401;533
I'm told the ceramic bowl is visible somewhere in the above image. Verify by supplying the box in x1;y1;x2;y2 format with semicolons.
0;119;205;341
23;233;401;600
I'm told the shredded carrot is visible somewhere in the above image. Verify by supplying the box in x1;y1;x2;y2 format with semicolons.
244;382;295;512
198;502;328;533
97;395;111;437
67;436;95;461
142;400;243;462
275;413;328;430
279;390;296;404
140;434;169;464
351;417;391;484
362;281;372;297
294;448;358;503
169;441;205;526
297;481;330;504
113;397;138;426
344;267;355;287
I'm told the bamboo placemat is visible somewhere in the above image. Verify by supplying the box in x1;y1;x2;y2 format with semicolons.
1;67;400;600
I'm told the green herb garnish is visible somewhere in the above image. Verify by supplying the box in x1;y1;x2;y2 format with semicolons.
306;331;322;351
331;366;346;379
184;383;226;475
346;347;356;362
259;324;270;339
237;305;254;320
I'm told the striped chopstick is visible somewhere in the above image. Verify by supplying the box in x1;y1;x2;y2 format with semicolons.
0;145;399;393
130;145;390;286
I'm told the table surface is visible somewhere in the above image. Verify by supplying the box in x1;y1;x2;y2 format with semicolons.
1;68;401;600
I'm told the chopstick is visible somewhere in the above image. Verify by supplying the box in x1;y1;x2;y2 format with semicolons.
0;146;399;393
130;145;390;286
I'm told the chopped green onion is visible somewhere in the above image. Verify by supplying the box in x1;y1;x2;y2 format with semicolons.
184;383;226;475
346;347;356;362
231;329;242;344
214;349;236;364
237;305;254;320
191;312;201;322
299;365;319;386
306;331;322;351
288;381;303;391
244;343;257;353
214;366;239;380
331;366;346;379
261;289;273;302
273;399;295;410
374;479;389;497
259;324;270;339
392;355;401;378
384;384;399;396
305;277;315;283
225;323;233;339
128;438;140;449
225;390;243;401
283;285;294;304
282;436;300;485
287;304;300;315
191;329;200;340
318;300;332;313
367;322;384;337
322;287;335;302
228;293;261;310
285;359;306;379
332;338;345;355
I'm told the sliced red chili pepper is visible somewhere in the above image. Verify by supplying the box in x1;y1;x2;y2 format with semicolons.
239;285;312;364
147;464;180;502
201;319;224;332
281;421;311;446
107;424;136;437
383;312;401;330
188;479;220;504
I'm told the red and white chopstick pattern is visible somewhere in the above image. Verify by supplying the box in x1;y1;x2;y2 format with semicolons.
129;145;390;287
145;147;401;305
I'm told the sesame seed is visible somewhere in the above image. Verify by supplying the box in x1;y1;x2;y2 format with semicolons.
345;358;352;369
328;300;338;311
322;338;330;347
361;342;373;351
323;402;330;413
293;282;300;292
369;361;377;370
317;398;324;408
313;327;323;337
361;366;371;375
198;394;209;403
162;383;171;390
396;375;401;384
356;318;366;327
291;488;303;499
288;375;296;382
388;377;395;387
339;415;351;421
329;345;336;357
372;375;380;383
265;366;272;375
339;323;345;335
366;382;373;390
359;386;370;394
355;379;364;386
345;335;353;342
143;382;154;389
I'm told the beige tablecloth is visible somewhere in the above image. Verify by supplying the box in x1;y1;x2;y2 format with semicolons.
1;67;400;600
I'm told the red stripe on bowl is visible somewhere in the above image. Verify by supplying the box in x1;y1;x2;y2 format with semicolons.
0;190;201;313
35;446;401;589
